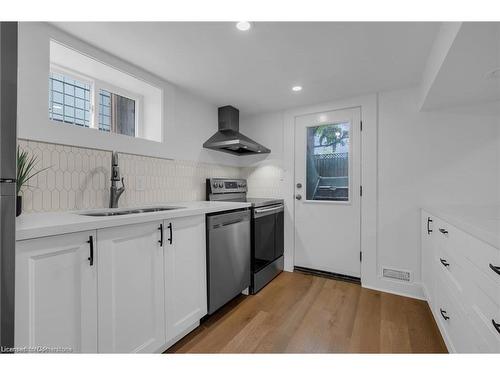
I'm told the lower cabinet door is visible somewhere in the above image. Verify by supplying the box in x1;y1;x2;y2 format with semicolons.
98;221;165;353
15;231;98;353
164;215;207;343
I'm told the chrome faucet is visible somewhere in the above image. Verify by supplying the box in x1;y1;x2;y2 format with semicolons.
109;151;125;208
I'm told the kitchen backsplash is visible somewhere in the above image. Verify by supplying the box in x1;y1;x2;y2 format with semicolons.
17;139;242;213
241;164;283;199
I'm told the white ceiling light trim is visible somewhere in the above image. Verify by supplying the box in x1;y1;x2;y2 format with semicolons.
236;21;252;31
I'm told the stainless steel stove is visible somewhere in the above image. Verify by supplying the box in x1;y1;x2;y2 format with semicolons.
206;178;284;294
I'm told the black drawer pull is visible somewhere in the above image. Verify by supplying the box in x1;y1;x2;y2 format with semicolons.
167;222;173;244
440;258;450;267
439;228;448;235
87;235;94;266
427;217;433;234
493;319;500;334
158;224;163;246
489;264;500;276
440;309;450;321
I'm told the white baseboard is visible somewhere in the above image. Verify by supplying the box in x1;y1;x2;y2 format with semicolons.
361;280;426;301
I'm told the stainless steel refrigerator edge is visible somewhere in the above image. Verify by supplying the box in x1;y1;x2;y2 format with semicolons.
0;22;18;350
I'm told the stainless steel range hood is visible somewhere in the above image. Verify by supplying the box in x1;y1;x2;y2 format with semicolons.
203;106;270;155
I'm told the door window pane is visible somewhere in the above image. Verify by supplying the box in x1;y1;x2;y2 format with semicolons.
306;122;350;201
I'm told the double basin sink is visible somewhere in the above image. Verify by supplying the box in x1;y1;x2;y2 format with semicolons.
79;206;184;217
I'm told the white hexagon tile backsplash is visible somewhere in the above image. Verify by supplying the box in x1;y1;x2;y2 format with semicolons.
17;139;242;213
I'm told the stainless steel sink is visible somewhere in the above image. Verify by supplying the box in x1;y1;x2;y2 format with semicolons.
78;206;184;217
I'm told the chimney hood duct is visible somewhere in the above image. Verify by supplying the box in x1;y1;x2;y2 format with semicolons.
203;106;271;155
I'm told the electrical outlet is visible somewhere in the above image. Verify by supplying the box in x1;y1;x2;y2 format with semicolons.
136;176;145;191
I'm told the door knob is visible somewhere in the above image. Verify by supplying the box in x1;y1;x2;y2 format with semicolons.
296;183;302;188
295;194;302;200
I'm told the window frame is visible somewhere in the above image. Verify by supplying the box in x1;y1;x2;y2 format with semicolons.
94;79;143;138
49;63;143;138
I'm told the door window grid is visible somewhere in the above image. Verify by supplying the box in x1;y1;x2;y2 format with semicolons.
48;72;91;127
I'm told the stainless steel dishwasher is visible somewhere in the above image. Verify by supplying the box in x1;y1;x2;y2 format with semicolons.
206;209;251;314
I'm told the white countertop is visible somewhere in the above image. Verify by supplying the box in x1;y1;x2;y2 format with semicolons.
16;201;251;241
423;205;500;249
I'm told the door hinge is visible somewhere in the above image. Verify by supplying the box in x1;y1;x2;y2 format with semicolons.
360;185;363;196
360;251;362;262
360;121;363;131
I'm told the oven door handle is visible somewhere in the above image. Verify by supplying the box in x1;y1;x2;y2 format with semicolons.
254;204;284;218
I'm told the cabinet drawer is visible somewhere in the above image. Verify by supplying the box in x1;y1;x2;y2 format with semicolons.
457;236;500;288
432;221;499;306
433;238;500;353
465;283;500;352
434;270;489;353
433;216;500;287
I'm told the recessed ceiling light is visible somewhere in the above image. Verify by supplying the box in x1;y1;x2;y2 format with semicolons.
292;86;302;92
236;21;252;31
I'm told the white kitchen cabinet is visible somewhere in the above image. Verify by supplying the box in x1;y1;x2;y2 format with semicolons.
164;215;207;344
421;209;500;353
15;230;98;353
97;221;165;353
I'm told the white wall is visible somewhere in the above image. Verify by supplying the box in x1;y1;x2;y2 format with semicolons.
239;112;285;198
377;88;499;294
239;86;500;298
17;22;240;167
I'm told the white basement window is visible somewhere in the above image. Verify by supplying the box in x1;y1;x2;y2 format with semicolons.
49;40;162;142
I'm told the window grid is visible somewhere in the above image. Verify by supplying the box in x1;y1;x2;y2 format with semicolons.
99;89;112;132
48;72;91;127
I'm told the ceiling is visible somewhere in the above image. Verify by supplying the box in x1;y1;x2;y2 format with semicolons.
420;22;500;110
53;22;440;115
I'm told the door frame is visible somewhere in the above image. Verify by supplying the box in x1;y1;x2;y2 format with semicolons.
293;108;362;277
282;94;378;289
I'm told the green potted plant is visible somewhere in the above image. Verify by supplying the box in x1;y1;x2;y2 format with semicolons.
16;146;49;216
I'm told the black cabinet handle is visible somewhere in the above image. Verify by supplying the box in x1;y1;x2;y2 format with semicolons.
87;235;94;266
440;258;450;267
439;228;448;235
440;309;450;321
489;263;500;276
158;224;163;246
492;319;500;334
167;222;173;244
427;217;433;234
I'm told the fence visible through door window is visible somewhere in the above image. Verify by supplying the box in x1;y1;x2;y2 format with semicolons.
306;122;350;201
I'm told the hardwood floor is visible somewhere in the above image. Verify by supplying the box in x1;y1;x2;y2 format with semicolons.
167;271;447;353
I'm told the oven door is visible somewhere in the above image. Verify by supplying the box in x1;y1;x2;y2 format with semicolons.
252;204;284;272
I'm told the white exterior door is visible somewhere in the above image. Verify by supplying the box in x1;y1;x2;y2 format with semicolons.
15;231;98;353
97;221;165;353
294;108;362;277
164;215;207;343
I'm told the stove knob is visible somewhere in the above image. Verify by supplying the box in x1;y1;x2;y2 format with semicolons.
213;182;218;188
219;182;223;188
